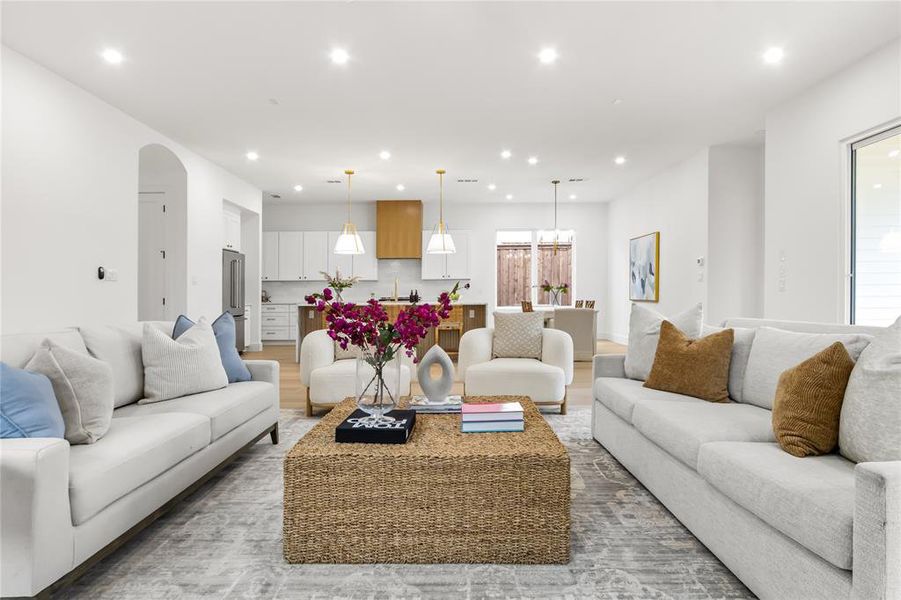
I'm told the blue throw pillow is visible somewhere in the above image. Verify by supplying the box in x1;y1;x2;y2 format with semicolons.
173;312;252;383
0;362;65;439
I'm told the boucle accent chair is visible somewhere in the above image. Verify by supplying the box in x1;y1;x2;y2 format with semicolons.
299;329;414;416
592;317;898;600
458;314;573;414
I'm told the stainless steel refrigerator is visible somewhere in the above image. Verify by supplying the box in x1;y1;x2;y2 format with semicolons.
222;249;246;353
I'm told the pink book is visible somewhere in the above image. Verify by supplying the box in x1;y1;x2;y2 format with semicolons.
462;402;524;414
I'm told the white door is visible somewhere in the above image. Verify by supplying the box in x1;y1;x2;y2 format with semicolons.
303;231;329;281
262;231;280;280
278;231;304;280
445;230;470;280
421;230;447;280
139;196;168;320
328;231;354;279
353;231;379;280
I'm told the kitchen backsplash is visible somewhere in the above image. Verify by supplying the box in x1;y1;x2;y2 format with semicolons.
262;259;485;305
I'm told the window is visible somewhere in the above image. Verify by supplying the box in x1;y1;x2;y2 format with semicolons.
851;125;901;326
496;230;575;307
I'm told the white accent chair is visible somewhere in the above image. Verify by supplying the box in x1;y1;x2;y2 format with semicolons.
457;326;573;414
299;330;413;416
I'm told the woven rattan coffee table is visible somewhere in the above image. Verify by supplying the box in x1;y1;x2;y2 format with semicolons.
283;396;570;564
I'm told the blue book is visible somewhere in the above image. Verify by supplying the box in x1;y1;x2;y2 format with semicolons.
461;420;524;433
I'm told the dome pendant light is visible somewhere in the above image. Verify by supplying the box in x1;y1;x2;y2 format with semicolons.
426;169;456;254
334;169;365;255
551;179;561;255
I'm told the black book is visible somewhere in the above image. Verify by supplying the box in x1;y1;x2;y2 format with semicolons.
335;409;416;444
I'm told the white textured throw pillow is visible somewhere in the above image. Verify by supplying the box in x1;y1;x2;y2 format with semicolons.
140;320;228;403
624;303;703;381
492;312;544;359
26;340;114;444
839;317;901;463
702;325;756;402
741;327;872;410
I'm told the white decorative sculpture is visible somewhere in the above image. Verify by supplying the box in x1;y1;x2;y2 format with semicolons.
417;345;455;403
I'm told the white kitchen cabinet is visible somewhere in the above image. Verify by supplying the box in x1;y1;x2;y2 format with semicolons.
278;232;304;280
421;230;471;280
353;231;379;280
222;208;242;251
303;231;329;281
445;230;470;279
327;231;354;278
262;231;280;281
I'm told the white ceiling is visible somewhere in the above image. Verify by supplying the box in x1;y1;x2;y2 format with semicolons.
3;1;899;205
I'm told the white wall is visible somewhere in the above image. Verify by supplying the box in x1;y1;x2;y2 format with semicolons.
764;40;901;323
604;149;710;343
262;200;609;331
707;144;765;325
1;48;263;333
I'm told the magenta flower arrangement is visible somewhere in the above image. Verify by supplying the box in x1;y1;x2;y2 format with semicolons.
305;283;460;417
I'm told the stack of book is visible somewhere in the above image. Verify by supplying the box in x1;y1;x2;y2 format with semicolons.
460;401;524;433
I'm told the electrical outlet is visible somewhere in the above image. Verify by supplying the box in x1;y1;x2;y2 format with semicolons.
468;309;475;318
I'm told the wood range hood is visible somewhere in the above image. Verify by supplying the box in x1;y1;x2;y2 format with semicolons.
376;200;423;259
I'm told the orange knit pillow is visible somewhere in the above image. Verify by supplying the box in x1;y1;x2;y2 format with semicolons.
772;342;855;457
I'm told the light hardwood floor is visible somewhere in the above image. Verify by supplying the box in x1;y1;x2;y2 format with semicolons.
244;340;626;411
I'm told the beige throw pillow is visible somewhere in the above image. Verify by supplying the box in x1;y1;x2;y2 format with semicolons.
26;340;114;444
492;312;544;359
140;320;228;403
624;303;704;381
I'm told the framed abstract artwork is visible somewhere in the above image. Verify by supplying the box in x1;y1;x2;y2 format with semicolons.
629;231;659;302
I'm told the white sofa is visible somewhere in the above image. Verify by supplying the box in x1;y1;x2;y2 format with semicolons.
458;326;573;413
299;329;413;416
592;317;898;600
0;323;280;598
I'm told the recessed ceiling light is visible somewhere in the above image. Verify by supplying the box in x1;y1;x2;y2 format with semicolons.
889;149;900;158
569;194;577;200
527;156;539;165
245;151;259;161
762;47;784;65
488;183;497;191
614;155;626;165
500;149;512;159
505;194;514;200
538;47;559;65
330;48;350;65
396;184;405;191
293;184;303;192
379;150;391;160
101;48;124;65
873;183;883;189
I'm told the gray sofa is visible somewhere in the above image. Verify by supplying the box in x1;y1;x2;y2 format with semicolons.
0;323;280;598
592;317;899;600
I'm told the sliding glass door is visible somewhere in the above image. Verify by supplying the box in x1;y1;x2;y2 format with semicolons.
851;125;901;325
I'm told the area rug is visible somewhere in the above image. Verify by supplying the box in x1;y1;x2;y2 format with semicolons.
56;408;754;600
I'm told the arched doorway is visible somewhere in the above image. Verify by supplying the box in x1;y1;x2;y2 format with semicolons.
138;144;187;320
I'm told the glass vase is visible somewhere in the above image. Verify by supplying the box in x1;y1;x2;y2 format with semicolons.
355;347;401;420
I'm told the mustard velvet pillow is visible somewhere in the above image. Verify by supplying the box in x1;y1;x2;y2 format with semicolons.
644;321;734;402
772;342;855;458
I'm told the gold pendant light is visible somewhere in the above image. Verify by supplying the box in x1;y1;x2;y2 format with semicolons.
426;168;456;254
334;169;365;255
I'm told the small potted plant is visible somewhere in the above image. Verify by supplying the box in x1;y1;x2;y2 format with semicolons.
319;270;360;302
539;280;569;306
